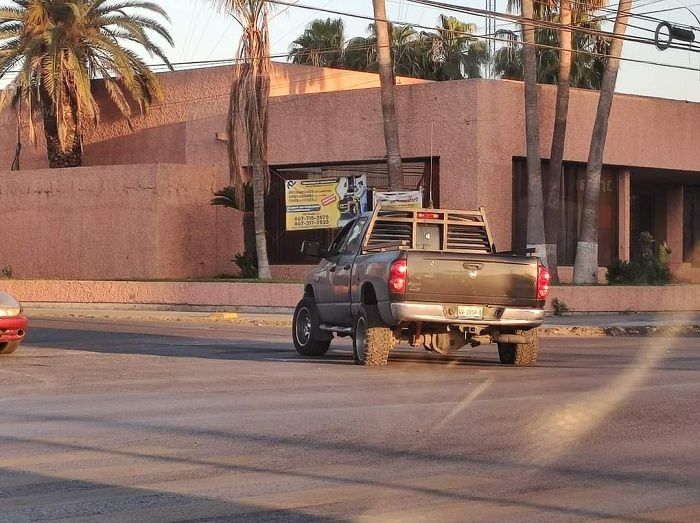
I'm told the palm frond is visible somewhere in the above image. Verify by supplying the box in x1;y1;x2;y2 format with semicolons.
0;0;173;157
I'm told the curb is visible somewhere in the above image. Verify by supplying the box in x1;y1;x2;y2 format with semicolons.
25;308;700;337
540;325;700;337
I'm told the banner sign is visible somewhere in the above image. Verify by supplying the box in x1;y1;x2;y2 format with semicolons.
373;190;423;210
285;175;368;231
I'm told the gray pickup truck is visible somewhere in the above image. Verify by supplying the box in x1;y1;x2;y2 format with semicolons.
292;207;550;366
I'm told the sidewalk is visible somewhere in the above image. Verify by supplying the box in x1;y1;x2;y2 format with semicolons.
25;305;700;337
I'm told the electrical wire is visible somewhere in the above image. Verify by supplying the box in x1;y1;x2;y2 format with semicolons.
3;0;700;84
265;0;700;62
406;0;700;48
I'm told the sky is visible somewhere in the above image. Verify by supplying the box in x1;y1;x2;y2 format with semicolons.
166;0;700;102
2;0;700;101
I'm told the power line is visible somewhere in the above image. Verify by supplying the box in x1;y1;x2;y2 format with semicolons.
4;0;700;84
266;0;700;67
265;0;698;52
407;0;700;48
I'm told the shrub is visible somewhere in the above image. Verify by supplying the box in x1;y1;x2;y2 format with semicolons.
606;258;670;286
233;252;258;279
551;297;569;316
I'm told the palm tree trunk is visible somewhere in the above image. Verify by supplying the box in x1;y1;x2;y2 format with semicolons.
41;88;82;169
372;0;403;191
251;150;272;280
573;0;632;284
544;0;572;283
521;0;546;262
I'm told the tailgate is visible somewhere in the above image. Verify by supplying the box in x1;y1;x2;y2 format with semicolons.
404;251;540;308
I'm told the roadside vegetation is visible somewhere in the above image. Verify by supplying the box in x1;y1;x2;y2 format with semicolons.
206;0;274;280
0;0;173;168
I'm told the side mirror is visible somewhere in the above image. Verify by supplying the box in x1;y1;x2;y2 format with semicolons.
301;241;328;259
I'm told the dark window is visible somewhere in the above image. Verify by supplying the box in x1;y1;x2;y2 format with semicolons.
684;187;700;265
512;160;618;266
265;159;439;264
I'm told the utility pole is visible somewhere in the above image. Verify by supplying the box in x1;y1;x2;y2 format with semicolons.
485;0;496;78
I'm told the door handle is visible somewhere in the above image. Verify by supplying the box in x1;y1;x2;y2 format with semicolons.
343;264;351;270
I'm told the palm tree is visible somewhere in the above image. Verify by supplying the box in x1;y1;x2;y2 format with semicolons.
288;17;345;68
544;1;572;282
344;34;373;71
520;0;547;263
293;16;485;82
573;0;633;283
420;15;486;80
545;1;605;283
349;23;419;75
0;0;172;168
493;24;609;87
372;0;402;190
208;0;272;280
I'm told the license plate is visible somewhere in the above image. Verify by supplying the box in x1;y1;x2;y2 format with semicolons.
457;306;483;319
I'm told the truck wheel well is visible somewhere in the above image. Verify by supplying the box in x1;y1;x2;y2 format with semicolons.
361;284;378;306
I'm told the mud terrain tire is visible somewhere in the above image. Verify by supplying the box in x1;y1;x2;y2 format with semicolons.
497;329;539;366
353;307;393;366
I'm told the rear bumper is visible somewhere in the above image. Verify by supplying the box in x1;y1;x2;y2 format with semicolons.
0;316;28;343
389;302;545;328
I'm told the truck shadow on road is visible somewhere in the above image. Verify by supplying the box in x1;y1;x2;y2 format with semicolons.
23;325;509;367
23;325;699;371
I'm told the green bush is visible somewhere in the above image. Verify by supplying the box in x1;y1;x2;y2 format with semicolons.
233;252;258;279
551;297;569;316
606;258;670;286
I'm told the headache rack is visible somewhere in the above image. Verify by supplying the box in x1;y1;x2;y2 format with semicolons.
362;207;496;254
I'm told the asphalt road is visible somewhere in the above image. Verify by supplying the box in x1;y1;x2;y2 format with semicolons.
0;318;698;523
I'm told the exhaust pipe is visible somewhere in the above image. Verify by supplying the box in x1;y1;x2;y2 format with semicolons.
492;333;529;345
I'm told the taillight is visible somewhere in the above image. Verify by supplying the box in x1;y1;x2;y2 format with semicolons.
537;264;551;300
389;259;407;294
417;212;443;220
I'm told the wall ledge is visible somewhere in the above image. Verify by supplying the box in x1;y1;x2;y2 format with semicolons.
2;280;699;313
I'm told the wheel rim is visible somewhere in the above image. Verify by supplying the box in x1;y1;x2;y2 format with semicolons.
355;316;367;362
295;307;312;346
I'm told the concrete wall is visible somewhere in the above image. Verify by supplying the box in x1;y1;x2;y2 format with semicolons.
0;164;241;279
2;65;700;280
0;63;427;170
2;280;698;313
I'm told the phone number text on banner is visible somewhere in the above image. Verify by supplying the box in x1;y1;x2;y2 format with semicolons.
285;176;367;231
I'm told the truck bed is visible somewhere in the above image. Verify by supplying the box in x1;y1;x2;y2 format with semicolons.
403;251;541;309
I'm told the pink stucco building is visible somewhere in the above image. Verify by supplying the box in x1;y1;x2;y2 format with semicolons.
1;62;699;282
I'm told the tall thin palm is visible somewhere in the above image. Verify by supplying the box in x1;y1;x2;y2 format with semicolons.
546;0;606;282
372;0;402;190
0;0;172;168
519;0;547;262
573;0;633;283
208;0;272;279
288;17;345;68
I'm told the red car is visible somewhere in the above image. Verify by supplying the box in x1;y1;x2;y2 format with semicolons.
0;292;28;355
